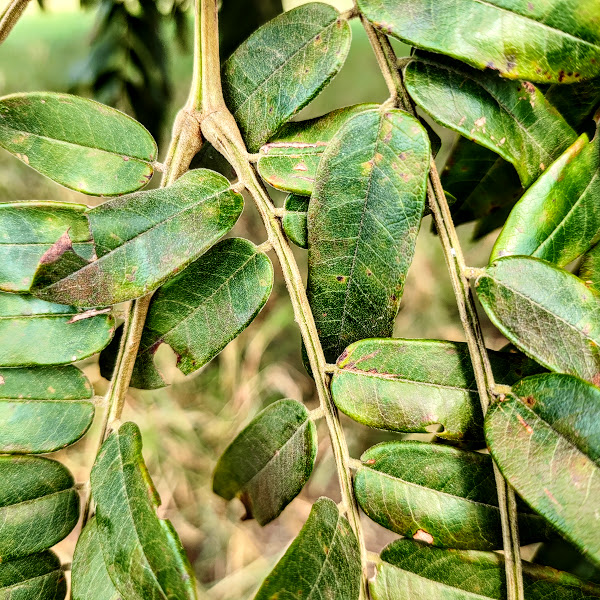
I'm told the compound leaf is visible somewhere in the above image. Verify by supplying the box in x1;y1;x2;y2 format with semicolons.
0;366;94;453
213;398;317;526
0;92;156;195
31;169;243;307
307;108;430;362
282;194;309;248
475;256;600;382
254;497;360;600
370;539;600;600
0;292;114;366
0;202;93;293
128;237;273;388
331;338;543;444
257;104;377;194
492;130;600;266
404;54;577;187
91;422;197;600
222;3;351;152
0;456;79;561
357;0;600;83
486;373;600;564
354;441;552;550
0;551;67;600
71;517;120;600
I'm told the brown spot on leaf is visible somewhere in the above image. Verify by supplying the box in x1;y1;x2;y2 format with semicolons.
364;459;376;465
336;275;346;282
414;529;434;544
523;395;536;408
516;414;534;434
592;373;600;388
39;231;73;265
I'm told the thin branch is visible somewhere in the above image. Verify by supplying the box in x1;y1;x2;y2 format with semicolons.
81;0;204;527
0;0;31;44
361;17;525;600
198;2;369;596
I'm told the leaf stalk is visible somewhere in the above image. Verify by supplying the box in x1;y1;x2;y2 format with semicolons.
360;17;525;600
197;1;369;596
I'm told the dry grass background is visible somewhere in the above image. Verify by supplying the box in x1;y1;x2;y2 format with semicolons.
0;5;508;597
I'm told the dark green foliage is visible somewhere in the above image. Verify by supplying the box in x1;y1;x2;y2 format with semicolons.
213;398;317;525
307;108;430;361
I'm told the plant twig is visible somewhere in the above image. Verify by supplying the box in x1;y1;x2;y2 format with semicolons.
361;17;525;600
197;2;369;597
81;1;204;527
0;0;31;44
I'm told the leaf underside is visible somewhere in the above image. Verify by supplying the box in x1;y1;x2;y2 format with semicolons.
31;169;243;307
332;338;544;444
91;422;197;600
222;2;352;152
253;497;361;600
213;398;317;526
358;0;600;83
475;256;600;382
354;441;552;550
486;373;600;564
371;539;600;600
130;237;273;389
307;108;430;362
0;366;94;453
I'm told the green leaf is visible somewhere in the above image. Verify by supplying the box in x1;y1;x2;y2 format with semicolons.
257;104;377;194
354;441;552;550
486;373;600;564
475;256;600;382
580;242;600;295
307;108;430;362
213;398;317;526
331;338;544;444
404;54;577;187
442;138;499;207
222;3;351;152
71;517;120;600
0;202;93;293
254;497;360;600
492;131;600;266
127;238;273;388
0;366;94;453
282;194;309;248
0;92;156;195
0;456;79;561
91;422;197;600
370;539;600;600
0;292;114;366
0;551;67;600
357;0;600;83
546;78;600;132
31;169;243;307
441;139;524;234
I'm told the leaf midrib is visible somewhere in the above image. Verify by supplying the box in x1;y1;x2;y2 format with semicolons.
43;185;233;290
140;250;261;355
472;0;600;49
0;123;154;162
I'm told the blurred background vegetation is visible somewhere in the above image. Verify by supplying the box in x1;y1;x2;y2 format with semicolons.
0;1;512;597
